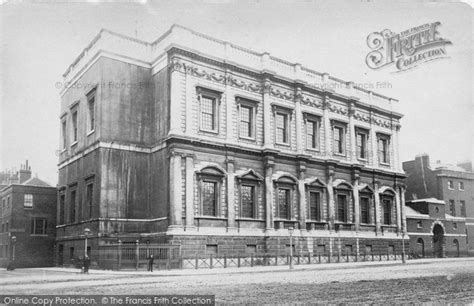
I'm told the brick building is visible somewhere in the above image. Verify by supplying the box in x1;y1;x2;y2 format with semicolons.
0;161;57;267
403;155;474;255
56;25;406;266
406;198;467;258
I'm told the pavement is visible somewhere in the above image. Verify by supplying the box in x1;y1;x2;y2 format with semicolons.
1;257;473;283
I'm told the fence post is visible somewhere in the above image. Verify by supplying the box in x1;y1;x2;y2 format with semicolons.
328;252;331;263
238;255;241;268
210;254;213;269
135;240;139;271
379;252;382;261
195;253;198;270
224;254;227;268
355;251;358;262
275;254;278;266
346;252;349;262
118;240;122;270
338;251;340;263
372;252;374;261
167;248;171;270
297;254;300;265
308;253;311;264
318;252;321;263
251;254;254;267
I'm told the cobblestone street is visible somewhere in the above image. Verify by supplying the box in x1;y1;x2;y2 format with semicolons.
1;258;473;304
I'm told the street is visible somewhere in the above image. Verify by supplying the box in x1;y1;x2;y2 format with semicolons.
1;258;474;304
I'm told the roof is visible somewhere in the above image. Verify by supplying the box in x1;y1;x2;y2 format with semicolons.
433;163;468;172
21;177;53;187
405;205;427;216
407;197;445;204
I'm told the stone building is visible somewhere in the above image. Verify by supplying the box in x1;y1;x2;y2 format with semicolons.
406;198;467;257
56;25;406;265
0;161;57;267
403;155;474;255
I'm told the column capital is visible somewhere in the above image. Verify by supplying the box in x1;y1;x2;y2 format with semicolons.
264;156;275;169
262;78;272;94
169;57;184;73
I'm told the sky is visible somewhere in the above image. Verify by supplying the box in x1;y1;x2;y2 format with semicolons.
0;0;472;185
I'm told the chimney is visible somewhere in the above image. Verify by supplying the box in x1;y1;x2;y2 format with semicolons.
457;161;472;172
416;154;431;171
19;160;32;184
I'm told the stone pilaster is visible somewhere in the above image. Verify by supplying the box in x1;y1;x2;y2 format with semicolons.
226;156;236;231
395;185;402;234
394;123;401;172
400;185;407;234
352;169;360;231
295;87;303;154
349;101;357;163
169;57;183;136
169;151;183;227
264;156;275;231
263;78;272;148
326;164;335;231
323;96;332;157
373;180;381;234
298;161;306;231
225;69;234;142
185;155;195;230
369;109;377;167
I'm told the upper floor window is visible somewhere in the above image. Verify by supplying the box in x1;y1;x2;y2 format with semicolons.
61;120;67;150
449;199;455;216
71;110;78;143
417;221;423;229
70;189;77;223
197;166;225;217
237;97;257;140
332;121;346;155
86;183;94;220
460;200;466;217
448;180;454;190
356;128;369;160
197;87;221;133
59;193;65;225
276;112;289;144
453;222;458;230
459;181;464;191
31;218;47;235
87;88;96;133
24;194;33;208
377;134;390;164
304;114;320;150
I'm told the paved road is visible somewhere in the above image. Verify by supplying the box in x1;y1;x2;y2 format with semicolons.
1;258;474;304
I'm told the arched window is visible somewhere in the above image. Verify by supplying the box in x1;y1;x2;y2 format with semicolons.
417;238;425;258
274;175;297;220
196;166;225;217
380;187;396;225
453;239;459;257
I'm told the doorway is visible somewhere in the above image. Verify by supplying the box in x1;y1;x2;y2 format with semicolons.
432;224;444;258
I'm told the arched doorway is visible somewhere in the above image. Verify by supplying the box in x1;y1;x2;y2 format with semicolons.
432;224;444;258
453;239;460;257
416;238;425;258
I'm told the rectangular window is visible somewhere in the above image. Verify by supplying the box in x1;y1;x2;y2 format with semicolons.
333;126;345;155
5;222;8;232
61;120;67;149
86;184;93;220
449;199;455;216
24;194;33;208
356;131;368;159
460;200;466;217
239;105;254;138
69;247;74;260
278;188;291;219
246;245;257;254
453;222;457;230
240;185;255;218
202;181;217;216
360;196;370;224
59;194;65;225
306;119;319;150
336;194;347;222
31;218;47;235
377;136;390;164
205;244;218;255
200;96;217;131
276;112;289;144
317;244;326;254
87;89;96;132
459;181;464;191
448;180;454;190
417;221;423;229
309;191;321;220
72;110;78;143
70;190;76;223
382;198;392;225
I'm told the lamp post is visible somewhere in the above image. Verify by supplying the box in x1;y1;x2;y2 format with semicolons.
83;228;91;258
288;227;294;270
402;232;406;264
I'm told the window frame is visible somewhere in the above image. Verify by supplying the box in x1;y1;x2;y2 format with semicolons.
303;113;321;151
377;133;391;165
61;118;67;150
236;97;258;141
448;180;454;190
272;105;293;146
86;88;96;134
85;181;94;220
381;195;394;225
197;87;221;134
460;200;466;217
71;106;79;145
308;190;322;221
59;192;65;225
331;120;347;156
24;194;33;209
459;181;464;191
336;193;349;223
196;167;225;218
31;217;47;235
359;195;371;224
355;127;369;161
69;188;77;224
448;199;455;216
239;183;257;219
274;176;296;220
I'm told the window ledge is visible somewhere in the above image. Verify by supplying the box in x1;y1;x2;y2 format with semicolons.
70;141;78;147
195;216;227;220
357;157;368;162
306;147;320;153
239;136;256;142
30;234;48;237
199;129;219;135
87;129;95;136
333;153;346;157
236;218;265;222
379;162;391;166
275;142;290;147
61;148;67;153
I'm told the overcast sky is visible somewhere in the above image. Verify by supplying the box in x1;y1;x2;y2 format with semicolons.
0;0;472;185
